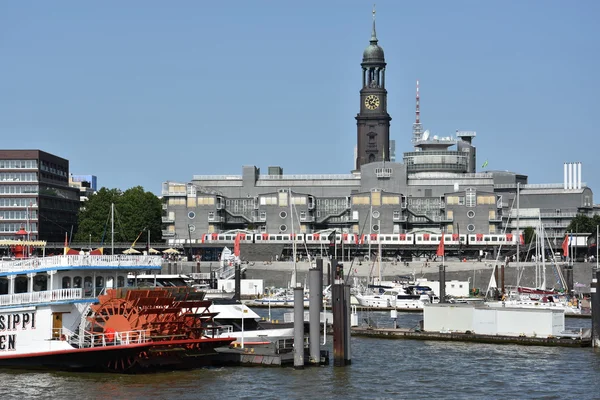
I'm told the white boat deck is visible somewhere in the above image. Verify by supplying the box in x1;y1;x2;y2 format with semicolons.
0;255;163;274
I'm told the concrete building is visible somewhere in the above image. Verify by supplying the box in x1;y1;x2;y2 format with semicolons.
0;150;80;243
161;11;594;259
69;174;98;202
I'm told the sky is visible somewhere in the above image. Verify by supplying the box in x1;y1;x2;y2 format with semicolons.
1;1;598;196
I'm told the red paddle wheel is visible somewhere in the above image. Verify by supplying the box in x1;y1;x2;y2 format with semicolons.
85;287;231;372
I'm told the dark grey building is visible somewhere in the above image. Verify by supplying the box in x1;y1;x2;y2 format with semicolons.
0;150;80;243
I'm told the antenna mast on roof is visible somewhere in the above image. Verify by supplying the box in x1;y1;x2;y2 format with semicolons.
412;80;423;147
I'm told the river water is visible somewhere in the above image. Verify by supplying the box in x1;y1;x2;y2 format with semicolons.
1;310;599;400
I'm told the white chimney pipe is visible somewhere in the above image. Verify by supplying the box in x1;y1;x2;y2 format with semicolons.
568;163;573;189
578;162;582;189
564;163;568;190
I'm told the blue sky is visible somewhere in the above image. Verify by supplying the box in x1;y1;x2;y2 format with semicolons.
1;1;598;196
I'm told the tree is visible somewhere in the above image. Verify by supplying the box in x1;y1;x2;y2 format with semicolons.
565;214;600;234
74;186;163;246
523;226;535;245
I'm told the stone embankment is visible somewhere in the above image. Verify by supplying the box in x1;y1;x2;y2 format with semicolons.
164;259;594;292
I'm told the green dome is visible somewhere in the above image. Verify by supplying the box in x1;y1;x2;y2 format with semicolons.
363;43;385;62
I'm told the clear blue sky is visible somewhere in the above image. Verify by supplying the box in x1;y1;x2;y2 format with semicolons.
1;1;598;196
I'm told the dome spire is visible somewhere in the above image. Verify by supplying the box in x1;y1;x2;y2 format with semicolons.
371;4;378;44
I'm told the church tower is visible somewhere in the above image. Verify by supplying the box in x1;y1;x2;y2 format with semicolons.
355;7;391;171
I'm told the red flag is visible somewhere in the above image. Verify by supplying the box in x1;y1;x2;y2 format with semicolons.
562;235;569;257
437;234;445;257
233;233;241;257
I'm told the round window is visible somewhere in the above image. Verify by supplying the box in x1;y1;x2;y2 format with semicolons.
372;210;380;219
467;210;475;219
372;224;380;232
279;224;287;232
280;211;287;219
188;225;196;232
188;211;196;219
467;224;475;232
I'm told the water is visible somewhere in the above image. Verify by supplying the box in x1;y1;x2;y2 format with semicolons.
1;310;599;400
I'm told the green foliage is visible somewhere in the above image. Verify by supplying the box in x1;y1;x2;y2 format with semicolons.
74;186;163;245
565;214;600;234
523;226;535;244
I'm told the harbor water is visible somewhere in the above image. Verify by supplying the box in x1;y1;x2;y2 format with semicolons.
1;310;599;400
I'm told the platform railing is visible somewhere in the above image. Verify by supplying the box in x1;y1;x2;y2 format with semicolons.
0;255;163;274
54;327;149;348
0;288;83;307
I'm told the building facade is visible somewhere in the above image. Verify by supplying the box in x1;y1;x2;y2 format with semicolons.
0;150;80;243
161;13;594;257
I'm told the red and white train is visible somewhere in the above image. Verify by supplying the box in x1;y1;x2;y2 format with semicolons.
189;232;524;248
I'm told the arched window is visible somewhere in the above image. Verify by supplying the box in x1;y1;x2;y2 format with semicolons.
369;154;376;163
62;276;71;289
96;276;104;291
73;276;82;288
117;276;125;288
84;276;93;297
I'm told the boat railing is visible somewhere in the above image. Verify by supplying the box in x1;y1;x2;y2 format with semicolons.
56;327;149;348
213;324;235;336
0;288;83;307
0;255;163;274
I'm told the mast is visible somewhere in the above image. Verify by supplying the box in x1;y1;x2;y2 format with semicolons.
289;189;296;288
541;222;546;290
377;219;382;283
111;203;114;255
516;182;520;270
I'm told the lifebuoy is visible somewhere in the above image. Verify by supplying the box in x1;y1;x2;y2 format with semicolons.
105;327;116;342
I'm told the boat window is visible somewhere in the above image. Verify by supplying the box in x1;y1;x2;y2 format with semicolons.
118;276;125;287
33;275;47;291
73;276;82;288
0;278;7;295
62;276;72;289
96;276;104;290
84;276;93;296
15;277;28;293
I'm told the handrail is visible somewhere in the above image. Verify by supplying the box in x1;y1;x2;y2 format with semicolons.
0;255;163;274
0;288;83;306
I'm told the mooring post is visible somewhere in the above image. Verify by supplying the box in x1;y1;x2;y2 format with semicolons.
438;264;446;303
343;282;352;365
293;285;305;369
591;271;600;348
332;260;350;366
309;259;323;365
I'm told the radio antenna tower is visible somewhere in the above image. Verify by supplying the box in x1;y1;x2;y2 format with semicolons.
412;80;423;146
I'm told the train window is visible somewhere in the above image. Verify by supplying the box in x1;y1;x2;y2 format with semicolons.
306;236;312;241
276;235;283;240
484;237;491;241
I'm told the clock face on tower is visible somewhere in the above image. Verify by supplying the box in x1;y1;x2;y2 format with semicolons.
365;95;380;110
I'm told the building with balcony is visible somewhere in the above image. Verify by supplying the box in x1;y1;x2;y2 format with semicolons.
0;150;80;243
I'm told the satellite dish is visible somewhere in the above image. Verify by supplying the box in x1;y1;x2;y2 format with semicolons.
422;130;430;141
433;135;438;140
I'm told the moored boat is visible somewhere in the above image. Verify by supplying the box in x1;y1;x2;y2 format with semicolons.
0;244;234;372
